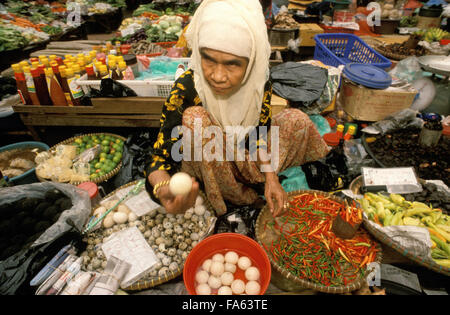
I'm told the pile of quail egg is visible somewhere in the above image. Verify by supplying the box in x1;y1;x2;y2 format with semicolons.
80;195;216;281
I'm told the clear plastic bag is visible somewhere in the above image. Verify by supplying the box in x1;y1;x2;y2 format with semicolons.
362;108;423;135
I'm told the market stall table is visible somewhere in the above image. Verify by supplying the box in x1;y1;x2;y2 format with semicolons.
11;95;289;141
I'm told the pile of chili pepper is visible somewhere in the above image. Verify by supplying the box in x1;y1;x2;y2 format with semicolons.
263;193;379;287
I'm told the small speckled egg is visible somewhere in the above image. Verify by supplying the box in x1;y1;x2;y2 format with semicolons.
237;256;252;270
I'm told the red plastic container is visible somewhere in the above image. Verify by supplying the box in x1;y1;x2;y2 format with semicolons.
323;132;341;147
326;116;337;128
183;233;271;295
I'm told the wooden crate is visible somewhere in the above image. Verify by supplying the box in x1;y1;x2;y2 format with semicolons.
12;97;165;129
299;24;324;47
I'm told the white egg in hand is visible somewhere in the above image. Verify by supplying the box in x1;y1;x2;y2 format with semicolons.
231;279;245;295
207;275;222;290
212;253;225;263
220;272;234;286
202;259;212;272
237;256;252;270
195;270;209;284
169;172;192;196
245;281;261;295
196;283;211;295
218;286;233;295
224;262;236;273
210;261;225;277
245;266;260;281
224;251;239;264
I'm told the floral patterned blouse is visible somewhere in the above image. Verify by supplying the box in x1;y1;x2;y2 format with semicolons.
145;69;273;177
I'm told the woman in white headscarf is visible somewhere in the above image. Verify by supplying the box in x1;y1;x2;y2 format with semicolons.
146;0;329;217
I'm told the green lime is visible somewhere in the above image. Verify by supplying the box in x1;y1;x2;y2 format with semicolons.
112;156;121;164
99;152;107;159
107;154;113;160
82;136;90;142
98;171;105;177
74;138;83;145
85;143;93;149
94;162;102;169
115;138;122;144
93;138;100;144
99;157;106;163
90;173;98;179
114;152;122;159
101;140;110;146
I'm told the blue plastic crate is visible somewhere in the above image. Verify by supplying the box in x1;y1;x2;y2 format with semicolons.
313;33;392;69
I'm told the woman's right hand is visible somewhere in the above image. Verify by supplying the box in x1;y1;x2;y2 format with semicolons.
157;177;200;214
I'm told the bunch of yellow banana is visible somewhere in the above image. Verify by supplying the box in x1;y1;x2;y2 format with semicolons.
423;28;450;43
359;192;450;268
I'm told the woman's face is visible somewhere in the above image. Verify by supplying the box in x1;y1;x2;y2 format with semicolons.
200;48;249;96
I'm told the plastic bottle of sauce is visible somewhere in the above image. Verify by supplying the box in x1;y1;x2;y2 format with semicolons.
58;67;74;106
115;41;122;55
38;64;52;104
41;57;50;68
49;55;57;63
94;62;103;79
51;62;63;87
19;60;29;69
23;66;40;105
12;63;32;105
29;57;39;64
56;57;64;66
85;55;92;67
117;61;127;80
45;68;68;106
98;65;109;79
73;64;82;79
108;60;120;80
336;124;344;139
343;125;356;141
86;65;97;80
65;67;84;106
31;67;53;105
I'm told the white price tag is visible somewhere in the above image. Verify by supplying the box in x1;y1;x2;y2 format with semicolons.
102;227;159;288
362;167;422;194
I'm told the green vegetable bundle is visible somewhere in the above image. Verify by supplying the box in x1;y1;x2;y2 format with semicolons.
0;26;29;52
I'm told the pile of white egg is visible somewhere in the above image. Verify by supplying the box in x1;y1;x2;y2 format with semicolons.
195;251;261;295
92;201;138;229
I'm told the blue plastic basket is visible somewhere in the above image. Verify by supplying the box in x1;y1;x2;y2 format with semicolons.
0;141;49;185
313;33;392;69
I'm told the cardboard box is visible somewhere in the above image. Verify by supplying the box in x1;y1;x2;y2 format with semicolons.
340;79;418;122
299;24;324;47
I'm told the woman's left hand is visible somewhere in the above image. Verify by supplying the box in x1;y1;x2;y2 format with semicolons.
264;172;288;217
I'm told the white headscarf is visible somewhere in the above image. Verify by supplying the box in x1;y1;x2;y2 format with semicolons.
185;0;271;133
